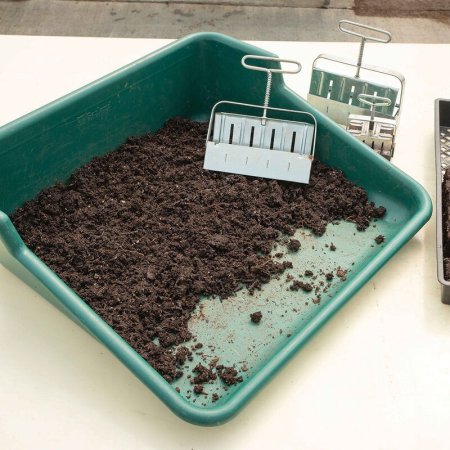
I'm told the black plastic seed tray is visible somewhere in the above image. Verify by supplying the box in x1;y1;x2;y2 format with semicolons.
435;98;450;304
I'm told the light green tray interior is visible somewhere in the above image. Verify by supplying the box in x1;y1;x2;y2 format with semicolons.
0;33;431;425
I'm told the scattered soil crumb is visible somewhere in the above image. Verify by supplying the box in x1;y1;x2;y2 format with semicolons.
336;267;348;281
216;365;243;386
192;364;217;384
375;235;385;244
287;239;301;252
250;311;262;324
194;384;204;395
290;280;313;292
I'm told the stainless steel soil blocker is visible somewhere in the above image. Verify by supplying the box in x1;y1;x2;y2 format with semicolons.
204;55;317;184
308;20;405;160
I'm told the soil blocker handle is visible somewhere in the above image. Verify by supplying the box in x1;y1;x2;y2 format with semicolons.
358;93;392;123
358;93;392;109
241;55;302;75
241;55;302;124
338;20;392;78
338;20;392;44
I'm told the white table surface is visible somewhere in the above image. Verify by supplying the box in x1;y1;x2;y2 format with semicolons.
0;35;449;450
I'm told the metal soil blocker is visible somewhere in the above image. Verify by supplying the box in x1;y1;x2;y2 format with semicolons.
308;20;405;160
204;55;316;184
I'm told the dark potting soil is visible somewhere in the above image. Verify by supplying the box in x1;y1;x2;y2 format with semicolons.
250;311;262;324
290;280;313;292
11;117;386;385
287;239;301;252
216;365;243;386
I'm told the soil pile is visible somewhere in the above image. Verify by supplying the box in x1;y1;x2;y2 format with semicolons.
11;118;386;382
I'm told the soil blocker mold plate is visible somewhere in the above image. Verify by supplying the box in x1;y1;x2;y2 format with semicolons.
0;33;432;425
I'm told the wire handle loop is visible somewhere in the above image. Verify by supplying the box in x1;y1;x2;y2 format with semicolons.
358;94;392;108
241;55;302;74
338;20;392;44
358;93;392;121
339;20;392;78
241;55;302;124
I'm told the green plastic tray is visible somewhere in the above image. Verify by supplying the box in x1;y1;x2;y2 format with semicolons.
0;33;431;426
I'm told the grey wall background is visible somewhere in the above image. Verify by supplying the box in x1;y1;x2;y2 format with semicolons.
1;0;449;41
